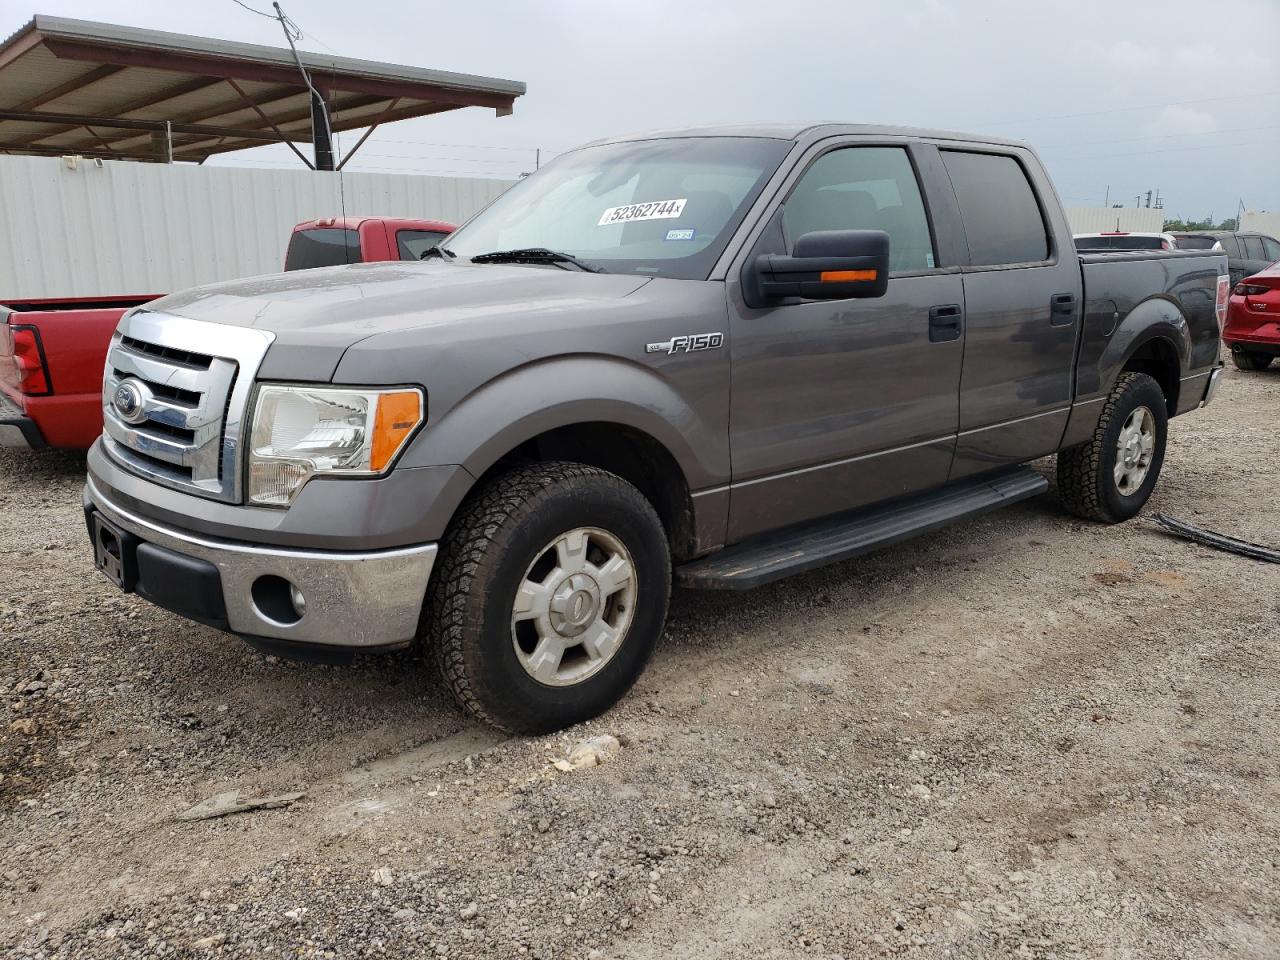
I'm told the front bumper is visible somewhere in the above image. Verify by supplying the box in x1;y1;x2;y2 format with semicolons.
84;478;437;652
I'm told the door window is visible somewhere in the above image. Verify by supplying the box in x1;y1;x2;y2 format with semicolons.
397;230;450;260
940;151;1049;266
1262;237;1280;261
783;147;935;274
1242;237;1266;259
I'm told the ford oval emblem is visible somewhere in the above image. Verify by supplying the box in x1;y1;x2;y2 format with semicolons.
112;379;150;425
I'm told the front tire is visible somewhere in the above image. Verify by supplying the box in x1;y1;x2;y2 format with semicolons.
1232;349;1274;371
425;461;671;734
1057;372;1168;523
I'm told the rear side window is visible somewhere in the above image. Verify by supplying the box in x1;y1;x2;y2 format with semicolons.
284;228;361;271
1219;236;1242;257
396;230;449;261
941;151;1049;266
1242;237;1266;259
1263;237;1280;261
783;146;936;273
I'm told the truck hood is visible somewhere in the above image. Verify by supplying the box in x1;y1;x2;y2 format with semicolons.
148;261;652;381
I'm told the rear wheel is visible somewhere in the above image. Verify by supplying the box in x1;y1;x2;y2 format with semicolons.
1057;372;1168;523
1231;349;1274;371
425;461;670;734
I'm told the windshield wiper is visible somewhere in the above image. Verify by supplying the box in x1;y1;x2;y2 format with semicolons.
420;245;455;260
468;248;605;273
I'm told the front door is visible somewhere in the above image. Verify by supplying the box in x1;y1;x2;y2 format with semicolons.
725;143;966;543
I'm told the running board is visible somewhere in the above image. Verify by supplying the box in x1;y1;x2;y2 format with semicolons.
676;467;1049;590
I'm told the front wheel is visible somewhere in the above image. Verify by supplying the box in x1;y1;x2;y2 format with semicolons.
1231;349;1274;371
425;461;671;734
1057;372;1168;523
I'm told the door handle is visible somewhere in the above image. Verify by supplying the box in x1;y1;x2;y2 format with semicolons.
928;303;963;343
1050;293;1076;326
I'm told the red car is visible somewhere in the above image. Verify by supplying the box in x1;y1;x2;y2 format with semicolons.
1223;259;1280;371
1;217;456;451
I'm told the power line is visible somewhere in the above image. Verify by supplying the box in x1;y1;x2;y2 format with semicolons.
976;91;1280;128
1036;123;1280;152
229;0;277;18
1047;138;1280;163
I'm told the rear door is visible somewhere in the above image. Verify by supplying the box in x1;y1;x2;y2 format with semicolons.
939;147;1081;478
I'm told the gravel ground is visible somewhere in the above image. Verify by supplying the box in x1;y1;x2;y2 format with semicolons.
2;364;1278;960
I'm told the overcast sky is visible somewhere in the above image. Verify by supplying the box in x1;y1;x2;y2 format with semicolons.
5;0;1278;219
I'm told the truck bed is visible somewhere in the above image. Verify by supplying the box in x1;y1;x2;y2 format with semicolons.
1073;248;1227;414
1;294;159;449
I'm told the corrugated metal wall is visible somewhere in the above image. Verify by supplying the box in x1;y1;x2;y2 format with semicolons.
1241;211;1280;237
0;155;514;299
1064;206;1167;235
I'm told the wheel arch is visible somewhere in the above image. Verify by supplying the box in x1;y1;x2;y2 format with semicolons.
1102;296;1193;416
401;356;729;562
1118;332;1182;416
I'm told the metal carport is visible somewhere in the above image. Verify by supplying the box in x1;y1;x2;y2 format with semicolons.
0;14;526;169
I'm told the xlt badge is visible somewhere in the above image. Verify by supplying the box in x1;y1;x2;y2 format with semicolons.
646;332;724;355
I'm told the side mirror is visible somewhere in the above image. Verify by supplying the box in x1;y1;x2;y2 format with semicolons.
754;229;890;301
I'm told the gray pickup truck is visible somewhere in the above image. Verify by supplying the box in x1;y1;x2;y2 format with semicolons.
84;123;1228;733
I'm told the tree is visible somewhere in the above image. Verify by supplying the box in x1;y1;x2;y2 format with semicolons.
1162;217;1238;232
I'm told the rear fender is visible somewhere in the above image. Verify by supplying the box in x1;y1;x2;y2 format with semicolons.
1076;296;1190;403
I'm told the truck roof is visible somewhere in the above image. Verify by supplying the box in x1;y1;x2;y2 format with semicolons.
292;216;456;233
582;122;1028;150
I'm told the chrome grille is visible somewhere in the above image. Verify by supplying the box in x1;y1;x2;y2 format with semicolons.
101;310;274;502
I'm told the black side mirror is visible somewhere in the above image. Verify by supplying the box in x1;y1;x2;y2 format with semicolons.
754;229;890;301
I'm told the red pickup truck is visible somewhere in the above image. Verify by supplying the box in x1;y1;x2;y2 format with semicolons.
0;216;455;451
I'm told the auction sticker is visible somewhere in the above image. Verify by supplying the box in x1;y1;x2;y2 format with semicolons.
598;198;687;226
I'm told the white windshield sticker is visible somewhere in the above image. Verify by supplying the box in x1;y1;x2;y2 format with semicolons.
598;198;687;226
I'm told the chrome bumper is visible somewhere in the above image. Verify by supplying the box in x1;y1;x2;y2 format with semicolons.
0;393;42;449
86;478;437;649
1201;365;1224;407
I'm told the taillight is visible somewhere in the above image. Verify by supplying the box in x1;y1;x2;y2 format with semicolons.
10;325;52;396
1215;276;1229;330
1234;283;1269;296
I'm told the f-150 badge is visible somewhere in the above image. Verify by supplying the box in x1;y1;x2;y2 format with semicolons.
646;332;724;355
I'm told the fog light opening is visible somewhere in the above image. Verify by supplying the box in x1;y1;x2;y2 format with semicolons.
251;575;304;625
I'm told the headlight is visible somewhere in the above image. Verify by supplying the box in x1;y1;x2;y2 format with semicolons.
248;385;424;506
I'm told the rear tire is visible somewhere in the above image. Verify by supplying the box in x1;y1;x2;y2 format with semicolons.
425;461;670;734
1231;350;1274;371
1057;372;1167;523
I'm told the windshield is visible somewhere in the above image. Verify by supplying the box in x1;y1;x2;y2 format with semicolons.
441;137;793;280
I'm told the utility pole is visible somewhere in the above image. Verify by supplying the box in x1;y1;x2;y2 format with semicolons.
535;148;541;170
1104;185;1109;208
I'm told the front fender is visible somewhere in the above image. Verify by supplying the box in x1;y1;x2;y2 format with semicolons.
398;354;729;491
